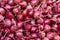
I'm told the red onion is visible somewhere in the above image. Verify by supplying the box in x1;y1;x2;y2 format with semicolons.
38;31;45;38
0;15;4;22
8;33;14;38
37;18;43;24
26;3;33;10
5;11;14;19
3;19;12;27
16;22;23;29
53;35;60;40
4;28;10;34
30;0;39;6
31;33;37;38
8;0;14;5
31;20;35;26
16;31;23;37
13;5;21;14
43;37;49;40
34;11;40;19
4;37;11;40
11;26;18;32
22;9;28;16
4;4;12;10
16;14;23;21
44;24;51;32
31;27;37;32
24;24;32;31
14;0;23;4
0;7;5;15
47;32;56;39
19;1;27;7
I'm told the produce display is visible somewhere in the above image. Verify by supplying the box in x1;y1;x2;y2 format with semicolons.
0;0;60;40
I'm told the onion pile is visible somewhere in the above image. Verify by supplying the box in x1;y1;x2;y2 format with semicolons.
0;0;60;40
